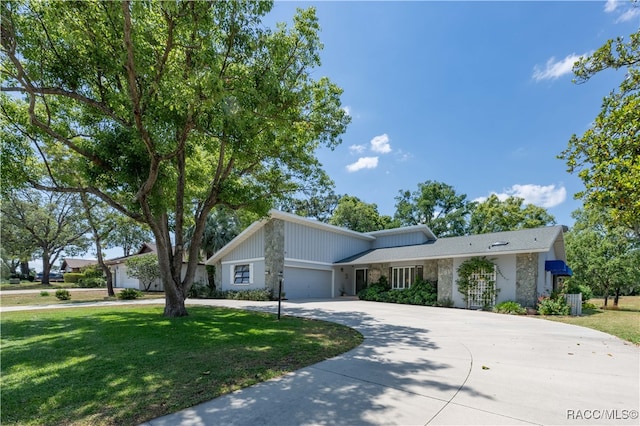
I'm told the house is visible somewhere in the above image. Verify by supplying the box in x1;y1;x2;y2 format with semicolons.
61;258;98;273
206;210;573;308
106;243;209;291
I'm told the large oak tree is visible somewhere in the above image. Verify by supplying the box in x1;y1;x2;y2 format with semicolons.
1;1;349;316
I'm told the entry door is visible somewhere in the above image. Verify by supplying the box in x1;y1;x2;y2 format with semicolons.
355;269;368;294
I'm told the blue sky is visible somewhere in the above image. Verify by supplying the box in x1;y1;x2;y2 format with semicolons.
267;0;640;227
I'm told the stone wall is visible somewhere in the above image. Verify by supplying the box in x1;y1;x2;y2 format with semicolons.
437;258;453;301
424;260;438;282
264;219;285;296
516;253;538;307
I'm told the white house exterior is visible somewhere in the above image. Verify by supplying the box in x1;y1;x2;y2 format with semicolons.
207;210;572;308
107;243;209;291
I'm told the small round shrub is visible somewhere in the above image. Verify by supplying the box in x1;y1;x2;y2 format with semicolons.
40;291;50;297
55;289;71;300
494;301;526;315
537;294;570;315
117;288;143;300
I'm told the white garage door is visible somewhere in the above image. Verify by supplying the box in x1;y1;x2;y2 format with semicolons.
283;268;332;299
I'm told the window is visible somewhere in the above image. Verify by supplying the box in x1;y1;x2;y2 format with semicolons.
392;266;414;289
233;264;251;284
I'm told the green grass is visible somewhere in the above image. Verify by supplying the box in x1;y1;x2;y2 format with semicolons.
0;289;164;307
1;306;363;425
0;281;71;291
542;296;640;344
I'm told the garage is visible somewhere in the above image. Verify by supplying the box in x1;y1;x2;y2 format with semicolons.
283;267;332;299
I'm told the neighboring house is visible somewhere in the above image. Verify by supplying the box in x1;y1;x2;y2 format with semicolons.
106;243;208;291
206;210;573;308
61;258;98;273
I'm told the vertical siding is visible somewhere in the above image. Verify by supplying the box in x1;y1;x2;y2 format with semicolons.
226;228;265;261
284;222;371;262
372;232;430;249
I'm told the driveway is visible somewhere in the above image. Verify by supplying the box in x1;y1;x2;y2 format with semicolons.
143;298;639;425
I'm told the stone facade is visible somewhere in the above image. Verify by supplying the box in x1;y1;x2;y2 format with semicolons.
516;253;538;307
264;219;285;296
424;260;438;282
437;258;453;301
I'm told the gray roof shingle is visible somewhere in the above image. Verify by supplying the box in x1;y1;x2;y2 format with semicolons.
335;225;565;264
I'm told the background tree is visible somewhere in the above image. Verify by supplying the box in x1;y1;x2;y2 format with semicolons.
124;254;161;292
565;207;639;307
0;189;90;284
1;2;349;316
278;174;340;222
467;194;556;235
560;29;640;237
394;180;470;237
105;216;153;258
329;195;397;232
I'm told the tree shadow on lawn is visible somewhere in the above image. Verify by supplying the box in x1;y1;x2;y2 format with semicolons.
153;301;494;426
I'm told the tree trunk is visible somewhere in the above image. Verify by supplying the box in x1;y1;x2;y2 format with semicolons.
154;230;189;317
42;252;51;285
20;261;30;278
613;288;621;307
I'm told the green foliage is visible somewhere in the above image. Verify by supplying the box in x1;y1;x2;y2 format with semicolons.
78;277;106;288
456;257;499;309
560;30;640;236
358;278;438;306
565;207;640;306
80;264;104;279
467;194;556;235
329;195;398;232
125;255;160;291
537;293;570;315
493;301;526;315
394;180;470;237
563;281;593;301
40;291;49;297
117;289;143;300
55;289;71;301
63;273;84;284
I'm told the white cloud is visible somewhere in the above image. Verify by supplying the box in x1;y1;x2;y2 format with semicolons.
604;0;619;13
533;54;584;81
346;156;378;172
343;106;352;116
370;134;392;153
616;8;640;23
476;184;567;209
349;144;366;154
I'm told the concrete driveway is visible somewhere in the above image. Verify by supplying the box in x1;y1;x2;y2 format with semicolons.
142;298;639;426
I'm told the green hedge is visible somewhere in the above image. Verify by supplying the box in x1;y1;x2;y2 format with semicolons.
63;273;84;284
358;278;438;306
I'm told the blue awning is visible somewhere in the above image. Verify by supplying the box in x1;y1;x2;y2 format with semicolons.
545;260;573;276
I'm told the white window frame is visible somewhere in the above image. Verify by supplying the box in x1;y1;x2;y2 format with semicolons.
231;263;253;285
391;266;415;290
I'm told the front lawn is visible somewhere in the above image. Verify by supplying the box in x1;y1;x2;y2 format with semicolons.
542;296;640;344
0;289;164;307
1;306;363;425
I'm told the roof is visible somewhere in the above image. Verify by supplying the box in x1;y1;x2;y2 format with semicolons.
366;224;437;242
61;258;98;269
207;209;376;264
335;226;566;265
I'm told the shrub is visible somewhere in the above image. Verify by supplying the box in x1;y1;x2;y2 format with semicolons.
493;301;526;315
64;273;84;284
79;277;106;288
55;289;71;300
117;288;143;300
40;291;50;297
564;281;593;301
537;293;570;315
358;278;438;306
81;265;104;279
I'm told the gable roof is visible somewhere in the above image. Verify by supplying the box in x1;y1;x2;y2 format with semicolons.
366;224;437;242
61;258;98;270
207;210;376;264
335;225;566;265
